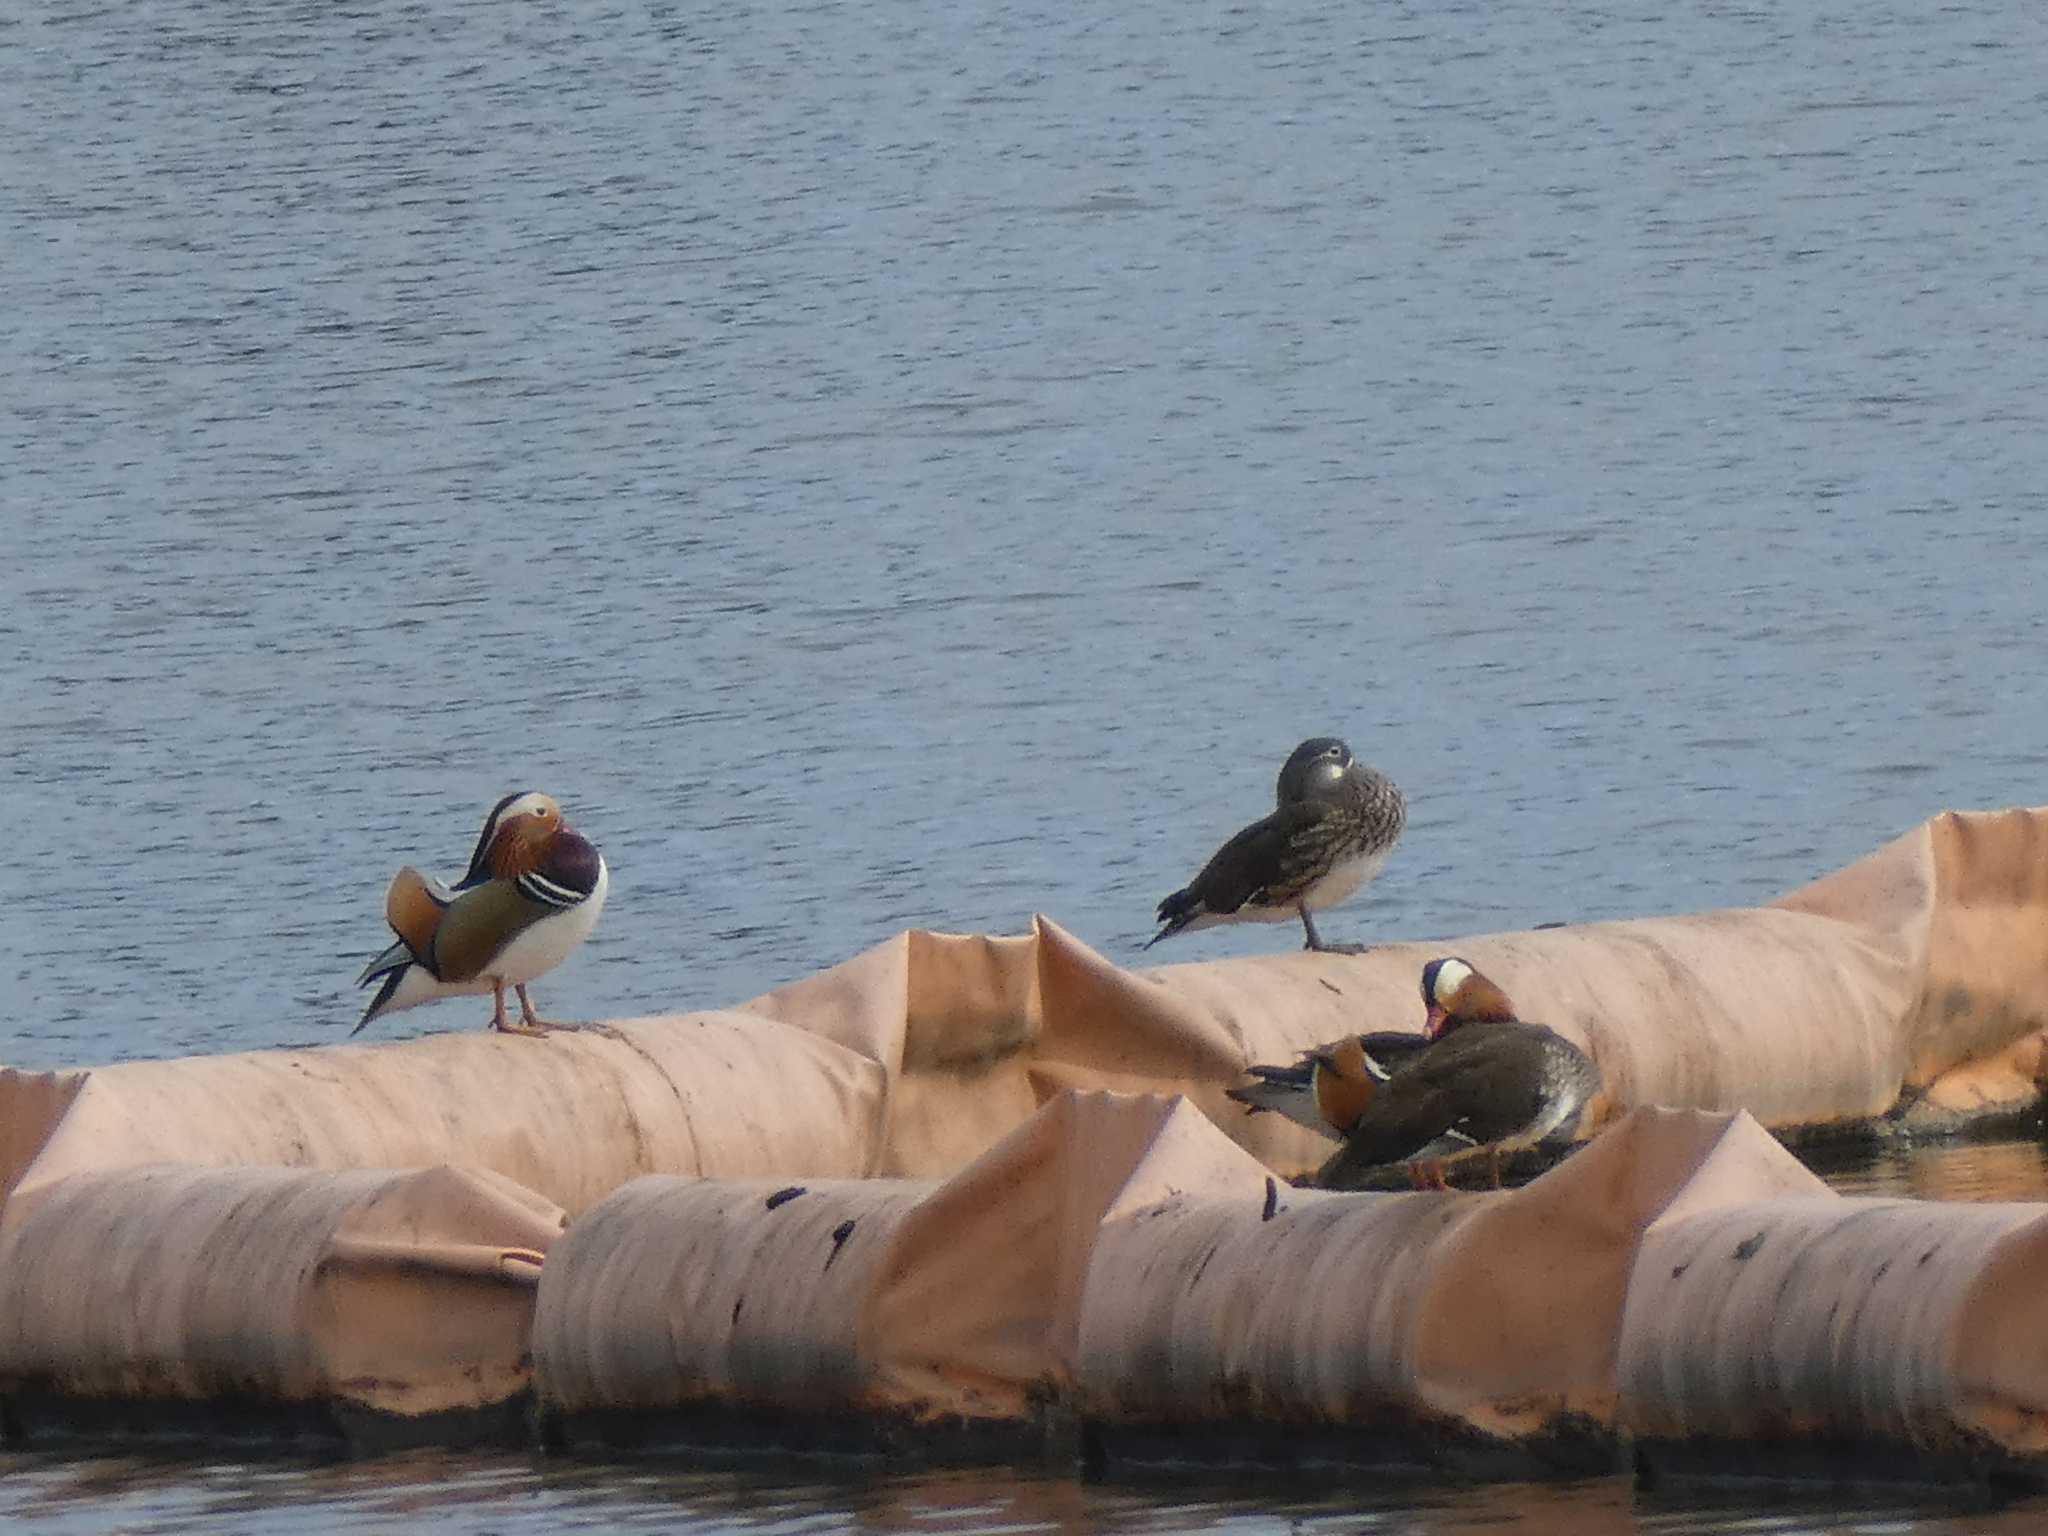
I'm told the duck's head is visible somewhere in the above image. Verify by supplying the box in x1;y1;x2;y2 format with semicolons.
1276;736;1356;804
465;791;572;883
1308;1034;1386;1134
1419;956;1519;1040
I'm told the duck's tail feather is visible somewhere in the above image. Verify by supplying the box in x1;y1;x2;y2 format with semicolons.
351;961;410;1037
1144;886;1203;949
355;938;412;990
1225;1067;1341;1138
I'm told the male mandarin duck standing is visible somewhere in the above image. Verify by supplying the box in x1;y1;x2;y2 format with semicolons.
1146;736;1406;954
353;791;608;1037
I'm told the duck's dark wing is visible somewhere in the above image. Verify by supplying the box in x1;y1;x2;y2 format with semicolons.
1353;1030;1431;1077
1149;801;1351;943
430;879;554;983
1314;1022;1568;1181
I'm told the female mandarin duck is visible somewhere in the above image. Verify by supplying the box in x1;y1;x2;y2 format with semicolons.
1230;957;1600;1189
1321;957;1600;1189
1146;736;1405;954
353;791;609;1037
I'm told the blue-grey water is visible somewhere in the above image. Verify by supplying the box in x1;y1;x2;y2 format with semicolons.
3;1452;2043;1536
6;0;2048;1527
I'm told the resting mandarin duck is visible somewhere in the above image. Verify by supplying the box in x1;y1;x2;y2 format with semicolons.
353;791;608;1037
1225;1030;1432;1137
1224;956;1507;1138
1322;957;1600;1189
1230;957;1600;1189
1146;736;1406;954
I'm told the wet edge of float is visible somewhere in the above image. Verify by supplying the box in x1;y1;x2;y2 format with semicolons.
0;1385;533;1457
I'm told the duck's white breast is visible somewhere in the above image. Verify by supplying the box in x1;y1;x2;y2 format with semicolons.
489;857;609;985
1300;844;1390;912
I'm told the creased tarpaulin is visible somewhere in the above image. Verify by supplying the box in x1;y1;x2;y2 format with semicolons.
1073;1105;1821;1451
528;1092;1788;1442
0;1163;563;1422
1620;1182;2048;1468
536;1090;2048;1474
739;804;2048;1177
0;1014;885;1216
532;1089;1238;1429
2;806;2044;1199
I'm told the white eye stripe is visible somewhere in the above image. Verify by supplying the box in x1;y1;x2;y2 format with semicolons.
1432;958;1474;1005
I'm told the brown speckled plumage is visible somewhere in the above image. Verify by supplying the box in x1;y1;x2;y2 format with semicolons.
1149;737;1405;952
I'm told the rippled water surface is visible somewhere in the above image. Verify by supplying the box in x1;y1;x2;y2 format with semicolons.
6;0;2048;1527
4;1449;2048;1536
8;0;2048;1069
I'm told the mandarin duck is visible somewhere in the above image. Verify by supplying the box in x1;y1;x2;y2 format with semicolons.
1146;736;1405;954
353;791;608;1037
1313;956;1601;1190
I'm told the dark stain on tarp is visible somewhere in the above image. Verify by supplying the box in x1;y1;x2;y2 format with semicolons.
825;1219;856;1271
1261;1177;1279;1221
765;1186;806;1211
1733;1232;1767;1261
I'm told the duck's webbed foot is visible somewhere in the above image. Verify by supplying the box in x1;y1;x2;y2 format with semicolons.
513;984;581;1033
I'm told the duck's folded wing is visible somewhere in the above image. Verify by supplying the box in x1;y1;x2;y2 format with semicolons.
1245;800;1368;906
428;879;552;984
1334;1073;1472;1169
1185;801;1342;914
1381;1025;1561;1145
